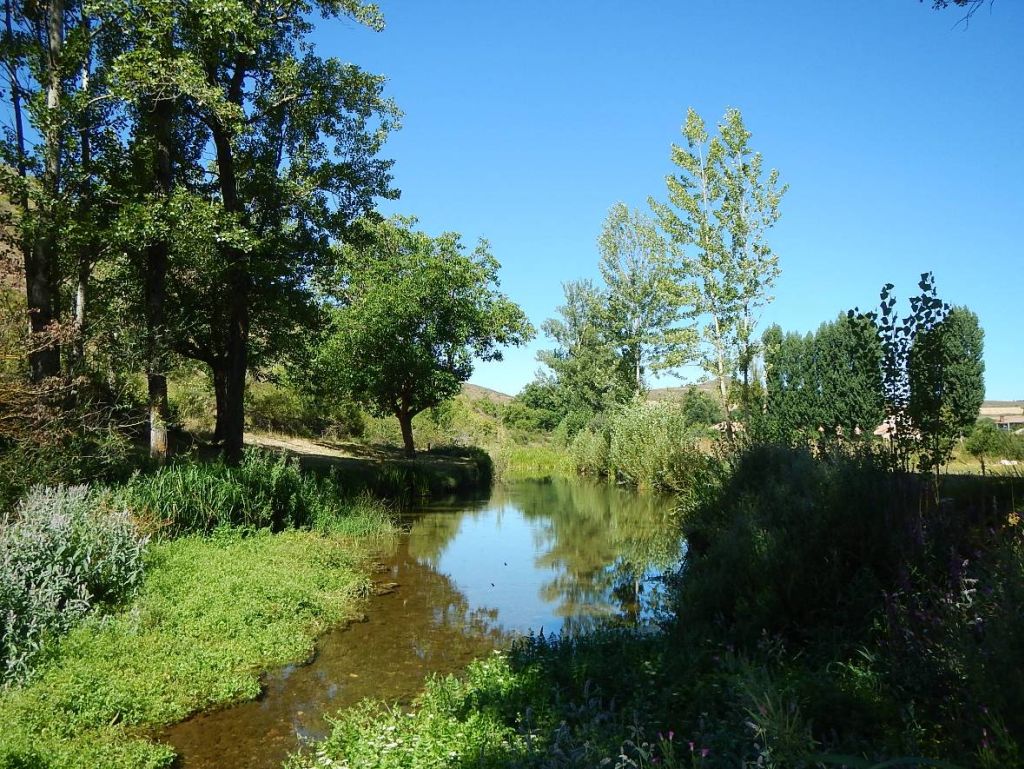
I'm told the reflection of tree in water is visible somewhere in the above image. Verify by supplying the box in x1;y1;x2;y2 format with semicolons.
521;480;682;629
405;479;682;632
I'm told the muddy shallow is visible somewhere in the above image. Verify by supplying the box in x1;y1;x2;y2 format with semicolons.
160;479;681;769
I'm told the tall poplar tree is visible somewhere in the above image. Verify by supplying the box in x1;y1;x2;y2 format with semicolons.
651;108;786;429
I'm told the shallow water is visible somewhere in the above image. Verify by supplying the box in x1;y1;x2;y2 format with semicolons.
160;478;681;768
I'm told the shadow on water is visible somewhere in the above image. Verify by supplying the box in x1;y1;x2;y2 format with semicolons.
160;478;681;769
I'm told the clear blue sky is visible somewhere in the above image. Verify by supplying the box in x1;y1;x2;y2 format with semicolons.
316;1;1023;400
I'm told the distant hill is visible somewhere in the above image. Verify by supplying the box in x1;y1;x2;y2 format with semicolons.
461;383;513;404
647;380;724;402
981;401;1023;417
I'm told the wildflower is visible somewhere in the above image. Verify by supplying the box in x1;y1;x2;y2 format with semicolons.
689;741;695;752
668;731;674;741
1008;511;1020;527
701;748;710;758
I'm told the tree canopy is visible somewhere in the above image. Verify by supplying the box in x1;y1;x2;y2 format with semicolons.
312;217;532;456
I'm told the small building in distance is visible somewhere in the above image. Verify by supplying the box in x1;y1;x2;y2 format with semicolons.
981;402;1024;434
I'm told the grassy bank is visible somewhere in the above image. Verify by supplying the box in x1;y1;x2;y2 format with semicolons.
291;444;1024;769
0;452;396;769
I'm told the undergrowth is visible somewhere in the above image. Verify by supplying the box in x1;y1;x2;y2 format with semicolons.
0;526;391;769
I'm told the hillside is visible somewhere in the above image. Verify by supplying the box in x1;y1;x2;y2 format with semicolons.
647;380;723;402
461;383;513;404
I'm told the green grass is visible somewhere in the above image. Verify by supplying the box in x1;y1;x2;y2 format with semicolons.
0;520;394;769
493;443;575;480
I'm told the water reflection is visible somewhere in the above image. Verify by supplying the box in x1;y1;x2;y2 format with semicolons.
406;478;682;634
161;478;680;769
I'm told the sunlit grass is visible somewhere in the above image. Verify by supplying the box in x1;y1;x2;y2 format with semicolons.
0;523;393;769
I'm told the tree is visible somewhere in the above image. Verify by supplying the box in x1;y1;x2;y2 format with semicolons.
91;0;398;461
850;273;949;470
504;379;563;432
908;305;985;474
314;217;532;457
814;314;885;434
597;202;694;395
678;386;724;427
965;419;1004;477
651;108;786;430
925;0;989;23
537;279;628;431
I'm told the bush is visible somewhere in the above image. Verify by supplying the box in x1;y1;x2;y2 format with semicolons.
246;379;367;439
675;444;919;645
0;485;148;684
115;449;380;536
571;401;709;491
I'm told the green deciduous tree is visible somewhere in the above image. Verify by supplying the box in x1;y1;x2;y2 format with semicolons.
597;202;694;395
965;419;1004;477
538;278;628;431
313;217;532;457
651;108;786;429
909;305;985;475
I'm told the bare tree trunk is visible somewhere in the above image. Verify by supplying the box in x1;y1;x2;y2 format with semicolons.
211;361;228;443
712;314;733;440
25;0;65;380
71;21;92;367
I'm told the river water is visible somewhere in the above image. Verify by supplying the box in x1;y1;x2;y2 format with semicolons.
160;478;681;768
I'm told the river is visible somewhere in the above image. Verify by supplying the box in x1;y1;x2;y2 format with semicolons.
160;478;681;768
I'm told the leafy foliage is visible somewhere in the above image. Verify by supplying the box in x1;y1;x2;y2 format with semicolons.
908;307;985;474
651;107;786;412
598;202;694;393
1;486;147;685
762;314;884;441
313;217;532;455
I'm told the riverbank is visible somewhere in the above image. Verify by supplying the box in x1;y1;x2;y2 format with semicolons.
289;445;1024;769
153;477;681;769
0;449;420;769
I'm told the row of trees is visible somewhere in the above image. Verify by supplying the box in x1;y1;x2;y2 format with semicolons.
1;0;398;463
761;314;885;440
528;108;785;432
763;273;985;475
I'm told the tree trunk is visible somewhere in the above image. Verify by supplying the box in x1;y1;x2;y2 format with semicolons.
144;95;174;463
25;0;65;381
210;121;248;465
398;409;416;458
713;314;733;440
71;14;92;369
211;361;228;443
148;372;169;461
72;258;88;365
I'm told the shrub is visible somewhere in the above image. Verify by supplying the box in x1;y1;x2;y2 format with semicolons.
570;426;610;477
114;449;404;537
0;485;147;684
674;444;916;645
607;402;707;491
